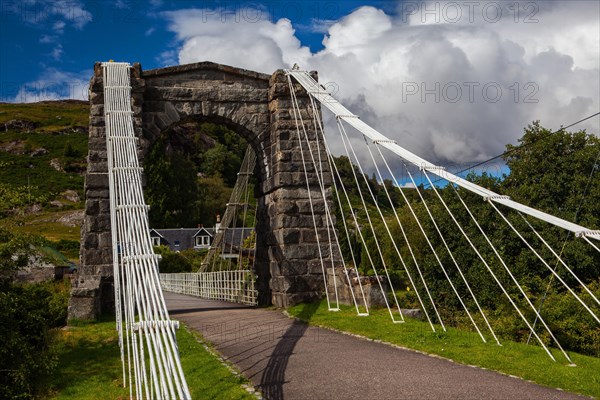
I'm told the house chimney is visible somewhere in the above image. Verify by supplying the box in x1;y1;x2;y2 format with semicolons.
215;214;221;232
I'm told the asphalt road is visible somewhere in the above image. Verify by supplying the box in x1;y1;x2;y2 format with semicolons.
164;292;587;400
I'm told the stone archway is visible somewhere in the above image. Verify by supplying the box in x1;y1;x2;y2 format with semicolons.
69;61;338;319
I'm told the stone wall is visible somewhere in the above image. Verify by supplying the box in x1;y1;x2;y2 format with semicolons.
326;267;389;309
70;61;342;319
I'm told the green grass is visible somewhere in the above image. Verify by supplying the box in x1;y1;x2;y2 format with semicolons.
0;130;87;199
0;210;82;242
288;301;600;398
0;102;89;211
0;101;89;131
46;317;254;399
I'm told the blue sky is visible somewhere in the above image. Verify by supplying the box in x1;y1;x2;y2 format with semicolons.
0;0;598;169
1;0;394;101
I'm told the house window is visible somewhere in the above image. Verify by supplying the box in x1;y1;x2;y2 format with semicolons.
174;240;180;247
151;237;160;246
195;236;210;247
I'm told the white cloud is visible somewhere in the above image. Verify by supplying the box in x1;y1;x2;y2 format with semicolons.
162;1;599;165
51;44;64;61
39;34;56;43
8;68;90;103
17;0;92;30
163;9;311;73
155;50;178;67
53;20;66;32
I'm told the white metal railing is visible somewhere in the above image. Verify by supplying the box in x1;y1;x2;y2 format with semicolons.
160;270;257;305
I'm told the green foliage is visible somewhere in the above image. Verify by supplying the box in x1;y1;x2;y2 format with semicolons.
331;123;599;356
177;248;208;271
63;142;80;158
0;127;87;210
197;175;233;227
154;245;194;273
51;239;80;260
0;228;43;273
48;318;253;399
144;122;248;228
0;229;71;398
0;279;69;399
201;143;242;186
146;137;200;228
541;280;600;357
503;122;599;223
0;183;49;216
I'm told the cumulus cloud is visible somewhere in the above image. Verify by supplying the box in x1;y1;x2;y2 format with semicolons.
162;1;599;167
163;8;311;73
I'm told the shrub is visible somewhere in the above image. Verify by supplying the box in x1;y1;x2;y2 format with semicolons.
154;245;194;273
0;279;70;399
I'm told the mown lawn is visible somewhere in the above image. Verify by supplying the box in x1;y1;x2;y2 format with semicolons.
46;317;255;399
288;301;600;398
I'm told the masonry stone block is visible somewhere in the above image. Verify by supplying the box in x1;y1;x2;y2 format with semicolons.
85;173;109;190
73;62;340;320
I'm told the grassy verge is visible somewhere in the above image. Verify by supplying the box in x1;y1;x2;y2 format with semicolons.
288;301;600;398
0;210;82;242
46;317;255;399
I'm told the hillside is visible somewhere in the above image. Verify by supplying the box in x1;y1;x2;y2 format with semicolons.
0;101;250;252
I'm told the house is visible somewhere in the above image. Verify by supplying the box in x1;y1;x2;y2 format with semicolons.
149;227;254;256
149;227;214;251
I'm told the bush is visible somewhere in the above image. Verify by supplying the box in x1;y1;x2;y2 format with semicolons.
0;279;70;399
154;246;194;273
52;239;80;260
542;281;600;357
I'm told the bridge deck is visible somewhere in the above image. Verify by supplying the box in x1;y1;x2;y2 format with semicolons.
165;292;586;400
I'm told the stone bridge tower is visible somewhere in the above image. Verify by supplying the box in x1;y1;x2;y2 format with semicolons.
69;61;339;319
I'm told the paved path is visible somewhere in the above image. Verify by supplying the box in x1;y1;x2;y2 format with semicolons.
165;292;586;400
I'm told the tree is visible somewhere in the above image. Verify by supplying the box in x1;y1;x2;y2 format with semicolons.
196;175;232;227
145;138;200;228
502;122;600;282
503;121;600;225
200;143;242;186
0;229;69;398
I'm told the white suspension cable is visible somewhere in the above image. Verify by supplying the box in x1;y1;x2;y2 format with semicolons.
307;92;369;315
582;235;600;254
516;213;600;311
103;61;191;399
285;70;599;241
287;76;337;311
439;176;565;361
335;120;409;324
368;142;488;341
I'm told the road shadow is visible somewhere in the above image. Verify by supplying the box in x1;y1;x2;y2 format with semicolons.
168;305;254;315
259;302;320;400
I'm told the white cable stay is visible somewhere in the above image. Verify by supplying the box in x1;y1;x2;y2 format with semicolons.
201;146;257;272
287;76;340;311
284;69;600;361
103;61;191;399
285;70;600;241
368;139;493;342
307;94;370;316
